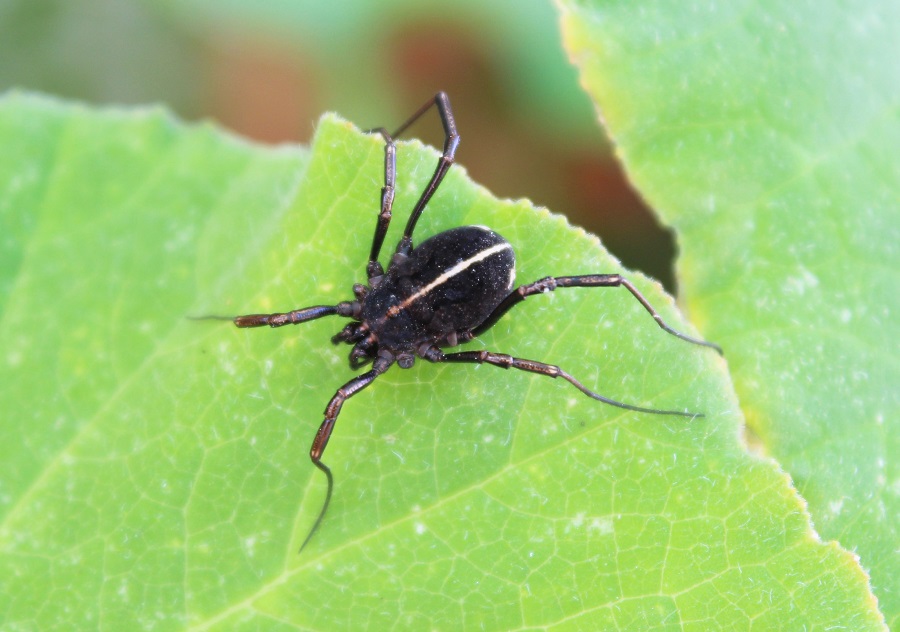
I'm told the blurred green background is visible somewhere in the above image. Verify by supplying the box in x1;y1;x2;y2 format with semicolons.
0;0;680;288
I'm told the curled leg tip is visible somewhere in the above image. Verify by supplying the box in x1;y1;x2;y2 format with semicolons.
298;460;334;554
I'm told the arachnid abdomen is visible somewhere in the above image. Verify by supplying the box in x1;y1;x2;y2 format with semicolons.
362;225;515;351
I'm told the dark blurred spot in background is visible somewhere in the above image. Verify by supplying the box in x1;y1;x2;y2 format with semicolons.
0;0;678;290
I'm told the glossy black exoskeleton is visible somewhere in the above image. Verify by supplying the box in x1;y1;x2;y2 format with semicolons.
221;92;722;550
353;225;515;365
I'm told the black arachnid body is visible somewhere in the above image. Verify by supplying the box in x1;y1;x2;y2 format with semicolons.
221;92;722;550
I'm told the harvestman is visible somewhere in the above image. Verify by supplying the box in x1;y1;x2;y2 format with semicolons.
208;92;721;550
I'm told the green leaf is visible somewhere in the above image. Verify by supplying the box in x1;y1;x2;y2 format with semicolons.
0;92;882;630
559;0;898;628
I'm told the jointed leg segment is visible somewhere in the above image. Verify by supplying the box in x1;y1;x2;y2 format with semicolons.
231;304;352;328
298;355;392;552
365;127;397;282
397;92;459;247
364;92;459;283
473;274;723;355
423;347;702;417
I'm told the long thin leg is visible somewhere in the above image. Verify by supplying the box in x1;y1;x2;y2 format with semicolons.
365;127;397;282
230;303;356;328
299;355;393;552
473;275;723;354
422;347;702;417
392;92;460;256
365;92;459;278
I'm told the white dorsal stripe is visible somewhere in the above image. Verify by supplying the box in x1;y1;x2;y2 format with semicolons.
401;241;512;309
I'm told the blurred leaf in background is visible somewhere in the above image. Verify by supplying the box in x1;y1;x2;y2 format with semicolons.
0;0;681;288
0;0;204;112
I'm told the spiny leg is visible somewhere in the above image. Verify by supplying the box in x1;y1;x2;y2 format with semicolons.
472;275;722;354
299;355;393;552
422;347;702;417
